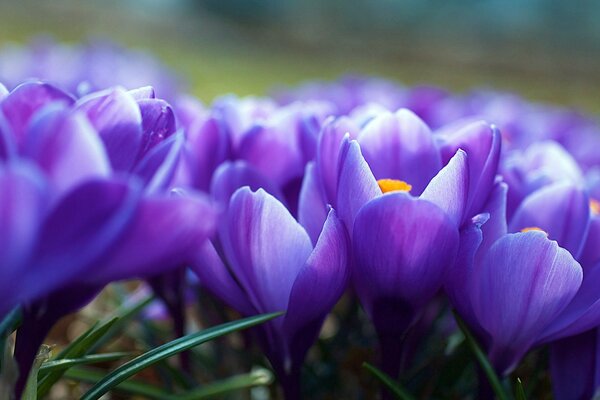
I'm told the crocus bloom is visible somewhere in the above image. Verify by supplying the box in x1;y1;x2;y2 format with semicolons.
192;187;349;399
0;81;218;394
446;182;584;375
0;37;182;99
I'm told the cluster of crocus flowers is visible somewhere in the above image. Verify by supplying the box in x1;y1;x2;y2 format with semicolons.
2;40;600;399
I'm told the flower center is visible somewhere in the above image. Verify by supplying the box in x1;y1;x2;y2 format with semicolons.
377;179;412;194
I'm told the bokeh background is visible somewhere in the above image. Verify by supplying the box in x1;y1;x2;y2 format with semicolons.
1;0;599;111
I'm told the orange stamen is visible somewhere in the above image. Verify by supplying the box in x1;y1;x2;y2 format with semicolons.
377;179;412;194
590;199;600;216
521;227;548;235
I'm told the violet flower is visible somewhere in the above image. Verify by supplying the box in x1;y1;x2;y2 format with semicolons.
0;81;218;394
191;187;349;399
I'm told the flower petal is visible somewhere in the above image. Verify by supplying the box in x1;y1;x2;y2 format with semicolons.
210;160;285;208
76;87;143;171
436;120;501;218
420;149;469;226
357;109;441;194
24;105;110;195
283;208;349;369
298;162;328;245
509;183;590;259
0;82;74;146
353;192;459;335
471;231;582;373
317;116;359;205
222;187;313;314
336;138;379;234
89;190;218;283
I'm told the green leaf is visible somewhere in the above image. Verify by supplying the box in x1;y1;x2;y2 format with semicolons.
0;307;22;371
39;352;132;373
172;367;274;399
452;311;510;400
362;362;416;400
37;318;120;397
22;345;52;400
515;378;527;400
88;294;153;353
80;312;283;400
64;367;171;400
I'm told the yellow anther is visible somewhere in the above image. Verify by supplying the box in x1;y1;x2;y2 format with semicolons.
521;227;548;235
590;199;600;216
377;179;412;194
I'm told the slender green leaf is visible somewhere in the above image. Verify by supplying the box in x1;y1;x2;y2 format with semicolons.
57;318;118;360
81;312;283;400
362;362;416;400
173;367;273;400
65;367;172;400
0;307;22;370
516;378;527;400
22;345;52;400
88;295;153;352
453;311;510;400
37;318;119;397
39;352;132;373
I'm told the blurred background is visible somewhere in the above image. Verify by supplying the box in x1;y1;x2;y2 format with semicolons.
0;0;599;109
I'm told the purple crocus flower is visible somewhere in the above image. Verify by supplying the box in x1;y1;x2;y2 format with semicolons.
446;181;585;375
177;96;334;214
191;187;349;399
0;37;182;100
0;81;218;394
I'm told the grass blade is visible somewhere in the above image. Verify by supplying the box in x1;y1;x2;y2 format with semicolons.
37;318;119;396
39;352;132;373
452;311;510;400
516;378;527;400
0;307;21;370
173;367;273;399
362;362;416;400
22;345;52;400
81;312;283;400
65;367;172;400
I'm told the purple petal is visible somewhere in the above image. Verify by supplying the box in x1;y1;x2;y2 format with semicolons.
0;163;47;315
222;187;313;314
185;116;230;191
89;191;218;283
210;161;285;208
239;120;304;186
128;86;155;100
336;138;380;234
76;87;142;171
0;82;74;146
471;231;582;373
298;162;328;245
420;149;469;226
190;241;255;315
357;109;441;194
436;120;501;218
353;192;459;335
26;178;139;302
316;116;359;204
24;105;110;195
581;216;600;268
0;83;8;99
509;183;590;259
475;181;508;266
283;209;350;368
133;132;184;193
136;98;176;160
